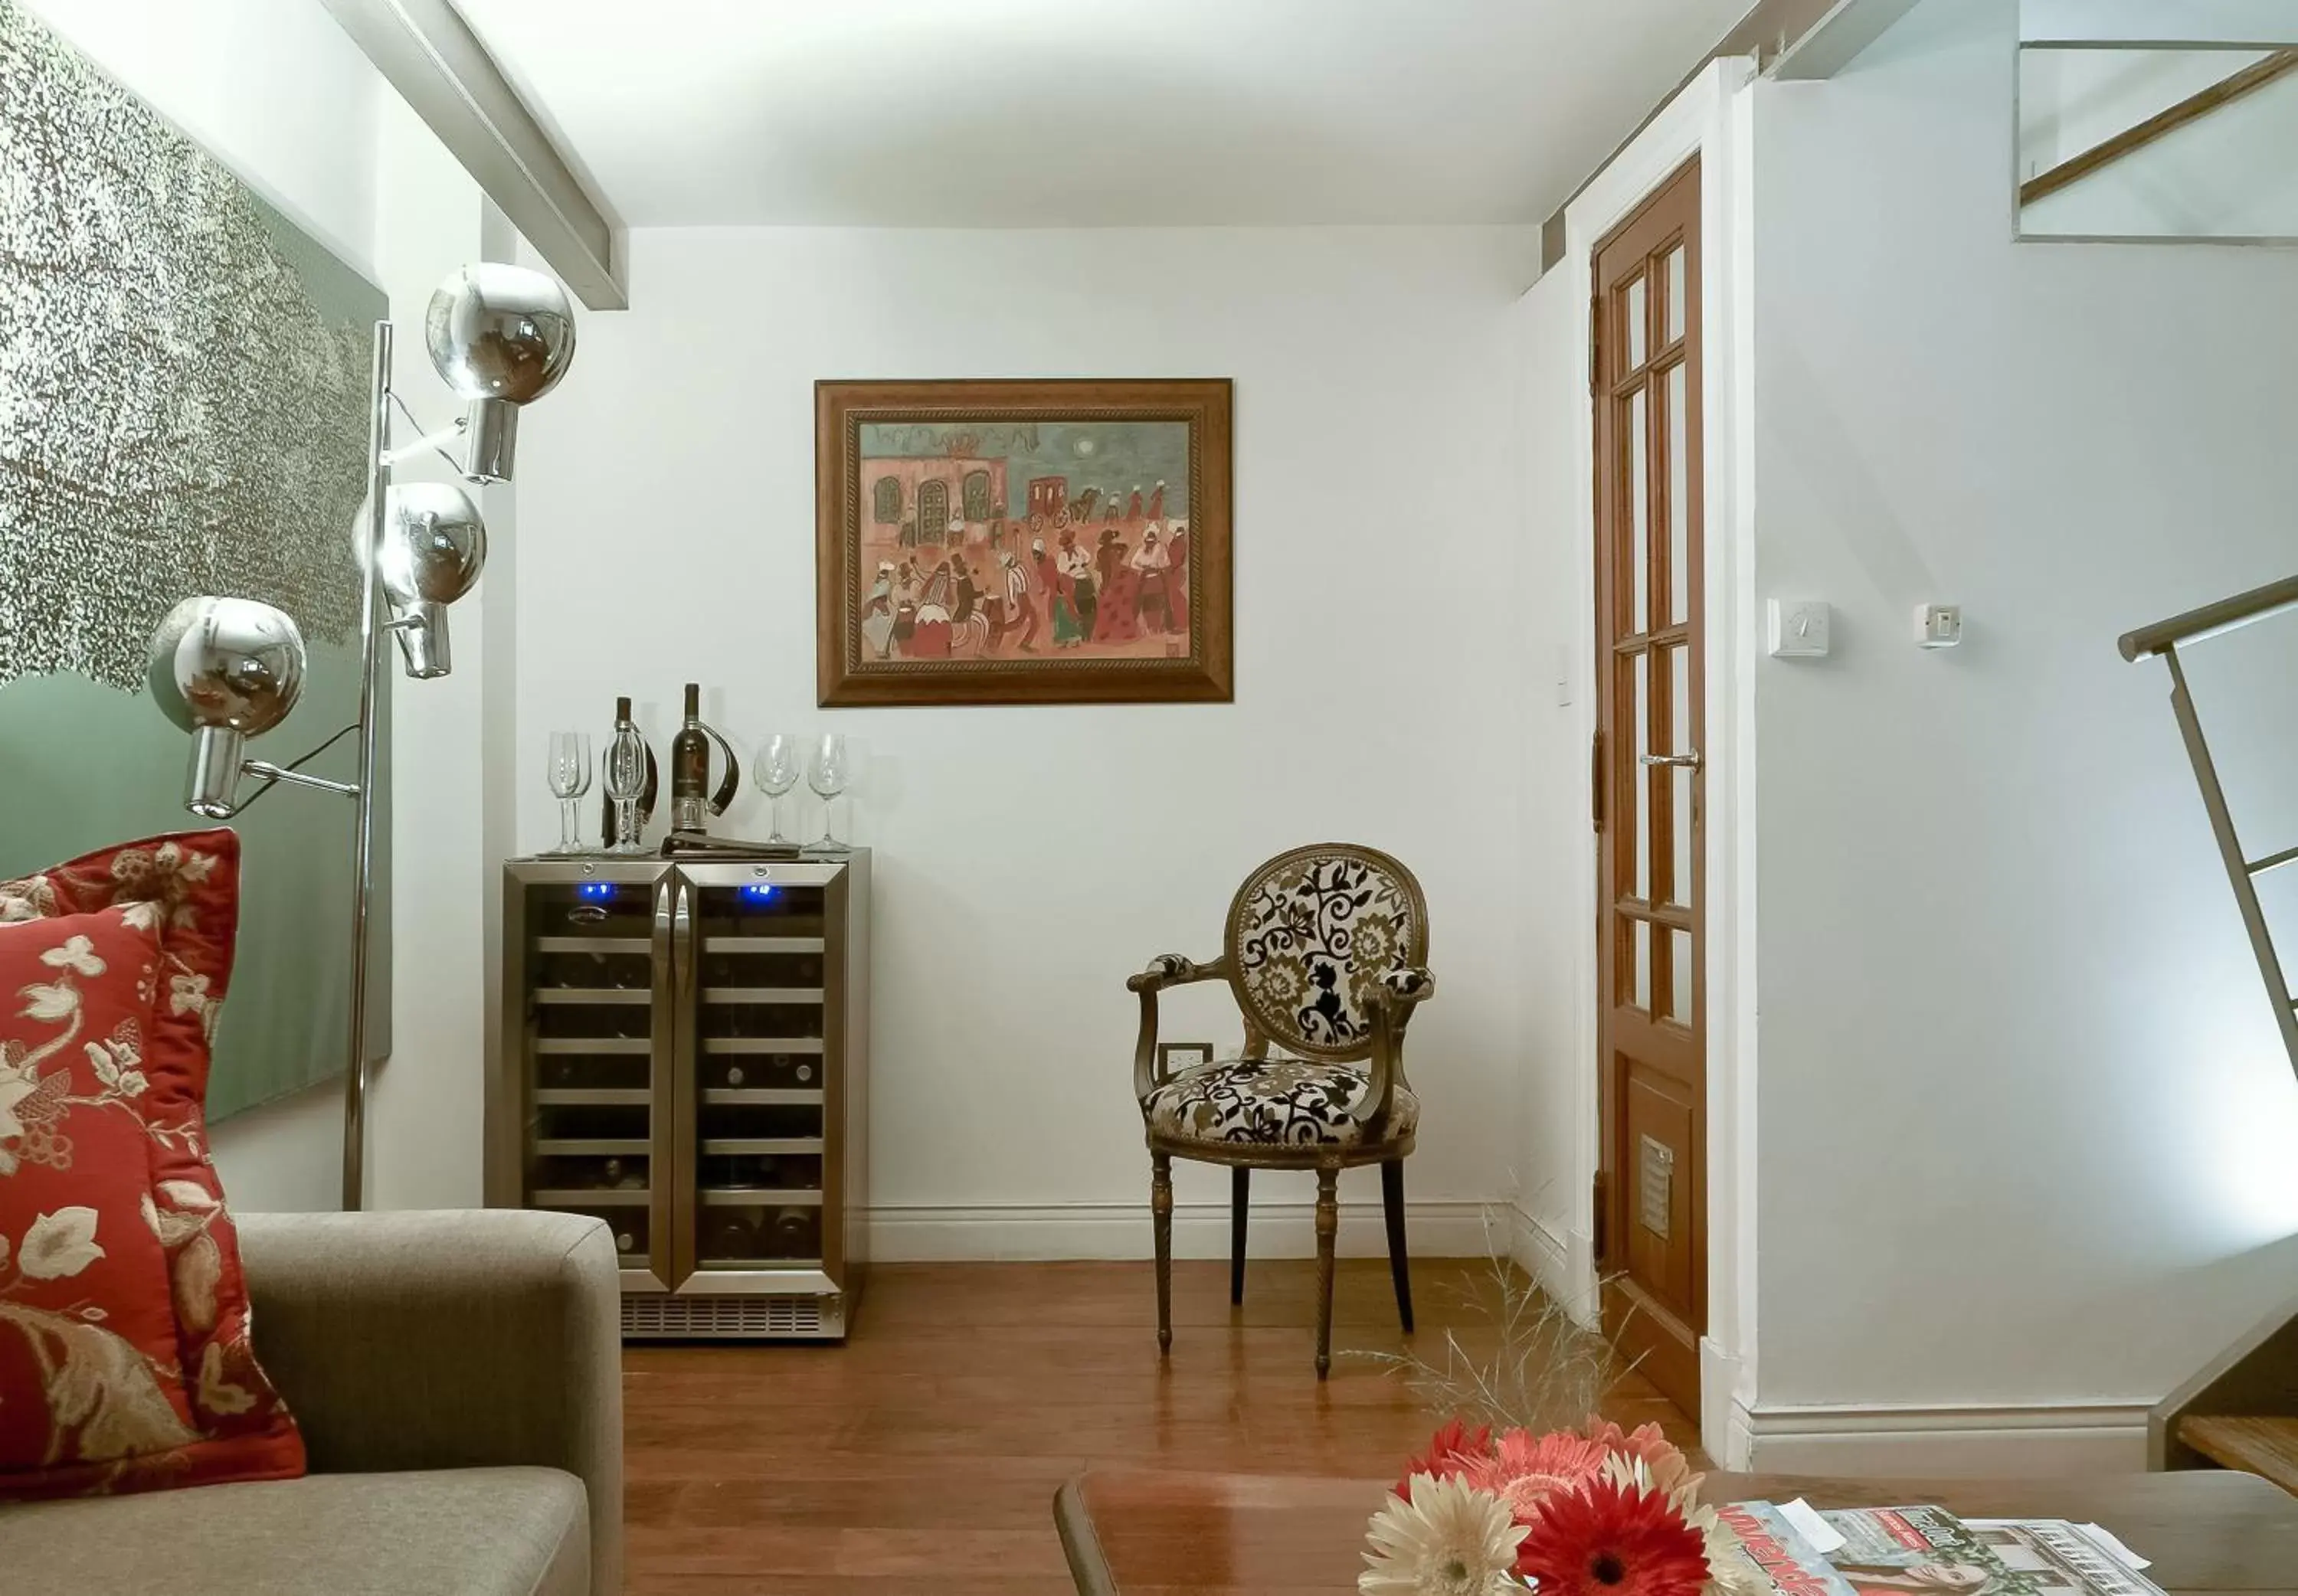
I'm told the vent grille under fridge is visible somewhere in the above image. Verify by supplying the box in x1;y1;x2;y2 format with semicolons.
621;1292;843;1340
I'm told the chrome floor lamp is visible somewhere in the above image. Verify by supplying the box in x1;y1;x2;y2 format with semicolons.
144;263;578;1210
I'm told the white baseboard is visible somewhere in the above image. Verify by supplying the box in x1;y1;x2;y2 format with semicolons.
866;1199;1504;1263
1504;1204;1575;1301
1701;1339;1746;1467
1737;1399;2152;1477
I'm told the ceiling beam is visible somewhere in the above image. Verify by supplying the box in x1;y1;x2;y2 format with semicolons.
321;0;627;310
1771;0;1926;80
1538;0;1907;271
2020;49;2298;207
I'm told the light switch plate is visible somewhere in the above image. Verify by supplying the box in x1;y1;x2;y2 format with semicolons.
1768;598;1831;658
1914;603;1962;648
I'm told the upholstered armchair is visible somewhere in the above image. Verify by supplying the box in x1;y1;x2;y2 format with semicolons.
1128;842;1435;1377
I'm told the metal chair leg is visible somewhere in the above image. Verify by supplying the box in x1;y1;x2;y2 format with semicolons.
1381;1157;1414;1334
1151;1152;1174;1355
1230;1166;1250;1306
1314;1165;1339;1379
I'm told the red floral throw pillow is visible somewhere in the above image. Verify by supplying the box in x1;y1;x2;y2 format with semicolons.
0;830;304;1497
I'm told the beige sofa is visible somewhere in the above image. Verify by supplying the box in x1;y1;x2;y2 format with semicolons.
0;1208;623;1596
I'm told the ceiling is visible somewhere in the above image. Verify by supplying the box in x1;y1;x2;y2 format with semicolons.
450;0;1755;228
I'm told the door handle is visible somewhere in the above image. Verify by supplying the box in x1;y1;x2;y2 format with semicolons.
1639;751;1703;769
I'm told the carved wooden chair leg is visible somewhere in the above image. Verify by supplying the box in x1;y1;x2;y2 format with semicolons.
1151;1151;1174;1355
1313;1164;1340;1379
1381;1157;1414;1334
1230;1166;1250;1306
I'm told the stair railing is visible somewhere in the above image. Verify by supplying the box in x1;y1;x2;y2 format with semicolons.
2121;573;2298;1081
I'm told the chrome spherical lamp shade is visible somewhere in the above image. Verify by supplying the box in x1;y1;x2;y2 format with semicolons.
146;596;308;817
375;481;488;679
424;263;578;486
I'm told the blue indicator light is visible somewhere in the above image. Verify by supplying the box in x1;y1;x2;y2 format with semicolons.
575;881;614;901
741;883;777;902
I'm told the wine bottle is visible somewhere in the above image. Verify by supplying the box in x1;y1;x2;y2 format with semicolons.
670;682;708;833
769;1206;817;1257
599;697;660;848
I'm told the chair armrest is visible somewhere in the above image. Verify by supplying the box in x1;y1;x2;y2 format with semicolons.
1354;966;1438;1127
1381;966;1437;1009
1128;953;1229;1099
236;1208;623;1596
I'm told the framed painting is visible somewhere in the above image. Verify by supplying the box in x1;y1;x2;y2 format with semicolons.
816;378;1232;706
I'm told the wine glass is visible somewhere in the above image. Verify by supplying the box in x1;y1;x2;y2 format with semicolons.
545;731;592;854
807;733;849;852
604;721;650;855
755;734;800;845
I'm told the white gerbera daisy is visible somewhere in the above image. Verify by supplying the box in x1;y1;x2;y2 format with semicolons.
1360;1473;1527;1596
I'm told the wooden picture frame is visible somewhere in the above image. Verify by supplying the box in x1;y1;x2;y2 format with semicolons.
816;378;1233;706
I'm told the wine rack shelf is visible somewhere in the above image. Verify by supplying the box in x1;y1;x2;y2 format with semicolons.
492;852;870;1342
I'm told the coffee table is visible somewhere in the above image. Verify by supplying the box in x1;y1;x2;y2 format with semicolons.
1054;1467;2298;1594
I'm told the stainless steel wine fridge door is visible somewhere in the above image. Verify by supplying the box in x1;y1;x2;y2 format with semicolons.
496;859;679;1293
669;857;866;1323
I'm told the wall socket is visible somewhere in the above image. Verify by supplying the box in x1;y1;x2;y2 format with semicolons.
1157;1042;1215;1075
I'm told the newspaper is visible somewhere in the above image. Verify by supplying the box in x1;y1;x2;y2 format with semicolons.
1815;1506;2163;1596
1962;1520;2169;1596
1721;1502;2164;1596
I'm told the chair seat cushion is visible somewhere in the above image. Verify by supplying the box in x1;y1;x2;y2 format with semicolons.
1143;1058;1418;1147
0;1464;588;1596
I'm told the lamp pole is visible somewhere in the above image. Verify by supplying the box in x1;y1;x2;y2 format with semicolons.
342;320;394;1212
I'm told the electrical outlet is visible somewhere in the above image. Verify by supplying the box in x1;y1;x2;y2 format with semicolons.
1157;1042;1214;1076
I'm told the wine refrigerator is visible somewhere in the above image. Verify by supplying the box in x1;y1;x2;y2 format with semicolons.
490;852;869;1339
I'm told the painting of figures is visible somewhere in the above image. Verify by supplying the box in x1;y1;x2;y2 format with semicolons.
817;379;1231;705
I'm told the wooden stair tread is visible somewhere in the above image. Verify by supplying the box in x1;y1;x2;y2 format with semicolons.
2182;1414;2298;1493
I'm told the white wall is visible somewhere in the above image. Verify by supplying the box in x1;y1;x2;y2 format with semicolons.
362;93;499;1212
514;224;1541;1256
1510;270;1589;1284
22;0;499;1212
1749;0;2298;1426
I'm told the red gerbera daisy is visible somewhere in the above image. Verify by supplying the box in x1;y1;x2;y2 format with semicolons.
1517;1475;1710;1596
1393;1418;1494;1501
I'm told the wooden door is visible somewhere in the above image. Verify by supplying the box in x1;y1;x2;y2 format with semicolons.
1592;159;1705;1417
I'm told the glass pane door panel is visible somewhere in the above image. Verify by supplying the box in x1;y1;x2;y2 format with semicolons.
1668;361;1691;626
1632;649;1651;901
1668;643;1693;908
1625;275;1647;369
1628;388;1650;631
519;873;663;1277
1665;246;1686;344
1668;927;1694;1023
1632;919;1651;1012
690;881;830;1267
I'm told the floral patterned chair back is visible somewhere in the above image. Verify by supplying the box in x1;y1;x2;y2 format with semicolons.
1223;842;1429;1064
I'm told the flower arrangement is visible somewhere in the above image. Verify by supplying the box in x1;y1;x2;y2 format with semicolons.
1360;1418;1764;1596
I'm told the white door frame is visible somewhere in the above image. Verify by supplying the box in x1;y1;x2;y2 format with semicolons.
1559;57;1761;1464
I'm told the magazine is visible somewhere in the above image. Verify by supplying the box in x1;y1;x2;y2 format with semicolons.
1724;1502;2162;1596
1961;1520;2169;1596
1815;1505;2044;1595
1714;1501;1860;1596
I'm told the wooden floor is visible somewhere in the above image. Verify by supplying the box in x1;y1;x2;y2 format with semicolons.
623;1258;1698;1594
